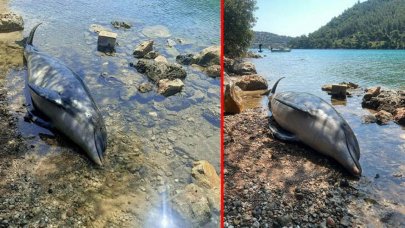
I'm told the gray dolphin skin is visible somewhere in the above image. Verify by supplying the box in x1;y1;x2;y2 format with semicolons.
268;78;362;176
24;24;107;165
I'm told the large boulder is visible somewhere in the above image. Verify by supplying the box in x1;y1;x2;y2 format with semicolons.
171;160;220;226
224;77;242;114
191;160;220;190
192;46;220;67
133;40;154;58
393;107;405;125
362;88;404;113
234;74;268;91
157;79;184;96
134;59;186;82
231;61;257;75
0;12;24;32
171;184;212;225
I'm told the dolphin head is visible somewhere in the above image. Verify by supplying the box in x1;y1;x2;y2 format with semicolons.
78;107;107;166
336;122;362;177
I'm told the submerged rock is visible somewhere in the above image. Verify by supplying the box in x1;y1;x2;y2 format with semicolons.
157;79;184;96
111;21;131;29
143;51;159;59
133;40;154;58
192;46;220;67
89;24;108;33
234;74;268;91
134;59;186;82
191;160;220;190
171;160;220;225
176;54;194;65
142;25;170;38
166;39;177;47
205;65;220;78
0;12;24;32
362;114;377;124
138;82;153;93
375;110;393;125
171;184;212;225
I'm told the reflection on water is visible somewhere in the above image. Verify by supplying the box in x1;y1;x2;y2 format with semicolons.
5;0;219;226
250;49;405;220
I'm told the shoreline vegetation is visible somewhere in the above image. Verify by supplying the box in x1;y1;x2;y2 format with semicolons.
251;0;405;50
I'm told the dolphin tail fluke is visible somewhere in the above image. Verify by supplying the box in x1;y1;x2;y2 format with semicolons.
270;77;285;95
27;23;42;46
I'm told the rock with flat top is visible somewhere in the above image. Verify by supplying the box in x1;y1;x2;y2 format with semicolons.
97;31;117;52
0;12;24;32
330;84;347;98
133;40;154;58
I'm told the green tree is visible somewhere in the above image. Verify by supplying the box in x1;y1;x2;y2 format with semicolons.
224;0;257;57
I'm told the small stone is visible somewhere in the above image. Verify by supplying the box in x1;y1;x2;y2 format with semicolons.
157;79;184;97
326;217;335;226
133;40;154;58
138;82;153;93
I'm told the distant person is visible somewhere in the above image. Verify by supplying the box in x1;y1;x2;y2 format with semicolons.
259;44;263;52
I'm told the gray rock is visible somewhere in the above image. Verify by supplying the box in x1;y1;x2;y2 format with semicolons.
143;51;159;59
0;12;24;32
205;65;221;78
134;59;186;82
157;79;184;97
193;46;220;67
133;40;154;58
362;114;377;124
111;21;131;29
176;54;195;65
97;31;117;52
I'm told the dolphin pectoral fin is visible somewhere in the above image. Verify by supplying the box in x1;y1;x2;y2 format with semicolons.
269;121;300;142
274;98;314;117
28;83;64;108
25;110;53;130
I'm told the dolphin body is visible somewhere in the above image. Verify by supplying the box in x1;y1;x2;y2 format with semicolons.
24;24;107;165
268;78;362;176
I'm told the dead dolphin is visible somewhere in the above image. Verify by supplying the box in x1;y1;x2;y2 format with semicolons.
268;78;362;176
24;24;107;165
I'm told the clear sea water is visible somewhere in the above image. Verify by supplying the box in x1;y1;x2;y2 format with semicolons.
5;0;220;226
251;49;405;221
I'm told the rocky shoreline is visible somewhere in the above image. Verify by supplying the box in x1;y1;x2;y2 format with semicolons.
224;108;404;227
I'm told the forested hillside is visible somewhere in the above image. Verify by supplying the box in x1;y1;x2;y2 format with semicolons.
251;31;293;49
289;0;405;49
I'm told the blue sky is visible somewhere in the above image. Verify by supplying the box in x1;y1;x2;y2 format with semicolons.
253;0;367;37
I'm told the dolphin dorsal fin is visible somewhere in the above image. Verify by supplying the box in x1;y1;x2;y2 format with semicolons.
270;77;285;95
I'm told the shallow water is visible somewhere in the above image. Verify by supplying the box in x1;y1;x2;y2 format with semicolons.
5;0;219;226
251;49;405;214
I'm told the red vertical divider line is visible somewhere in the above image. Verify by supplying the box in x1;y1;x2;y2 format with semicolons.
220;0;225;227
